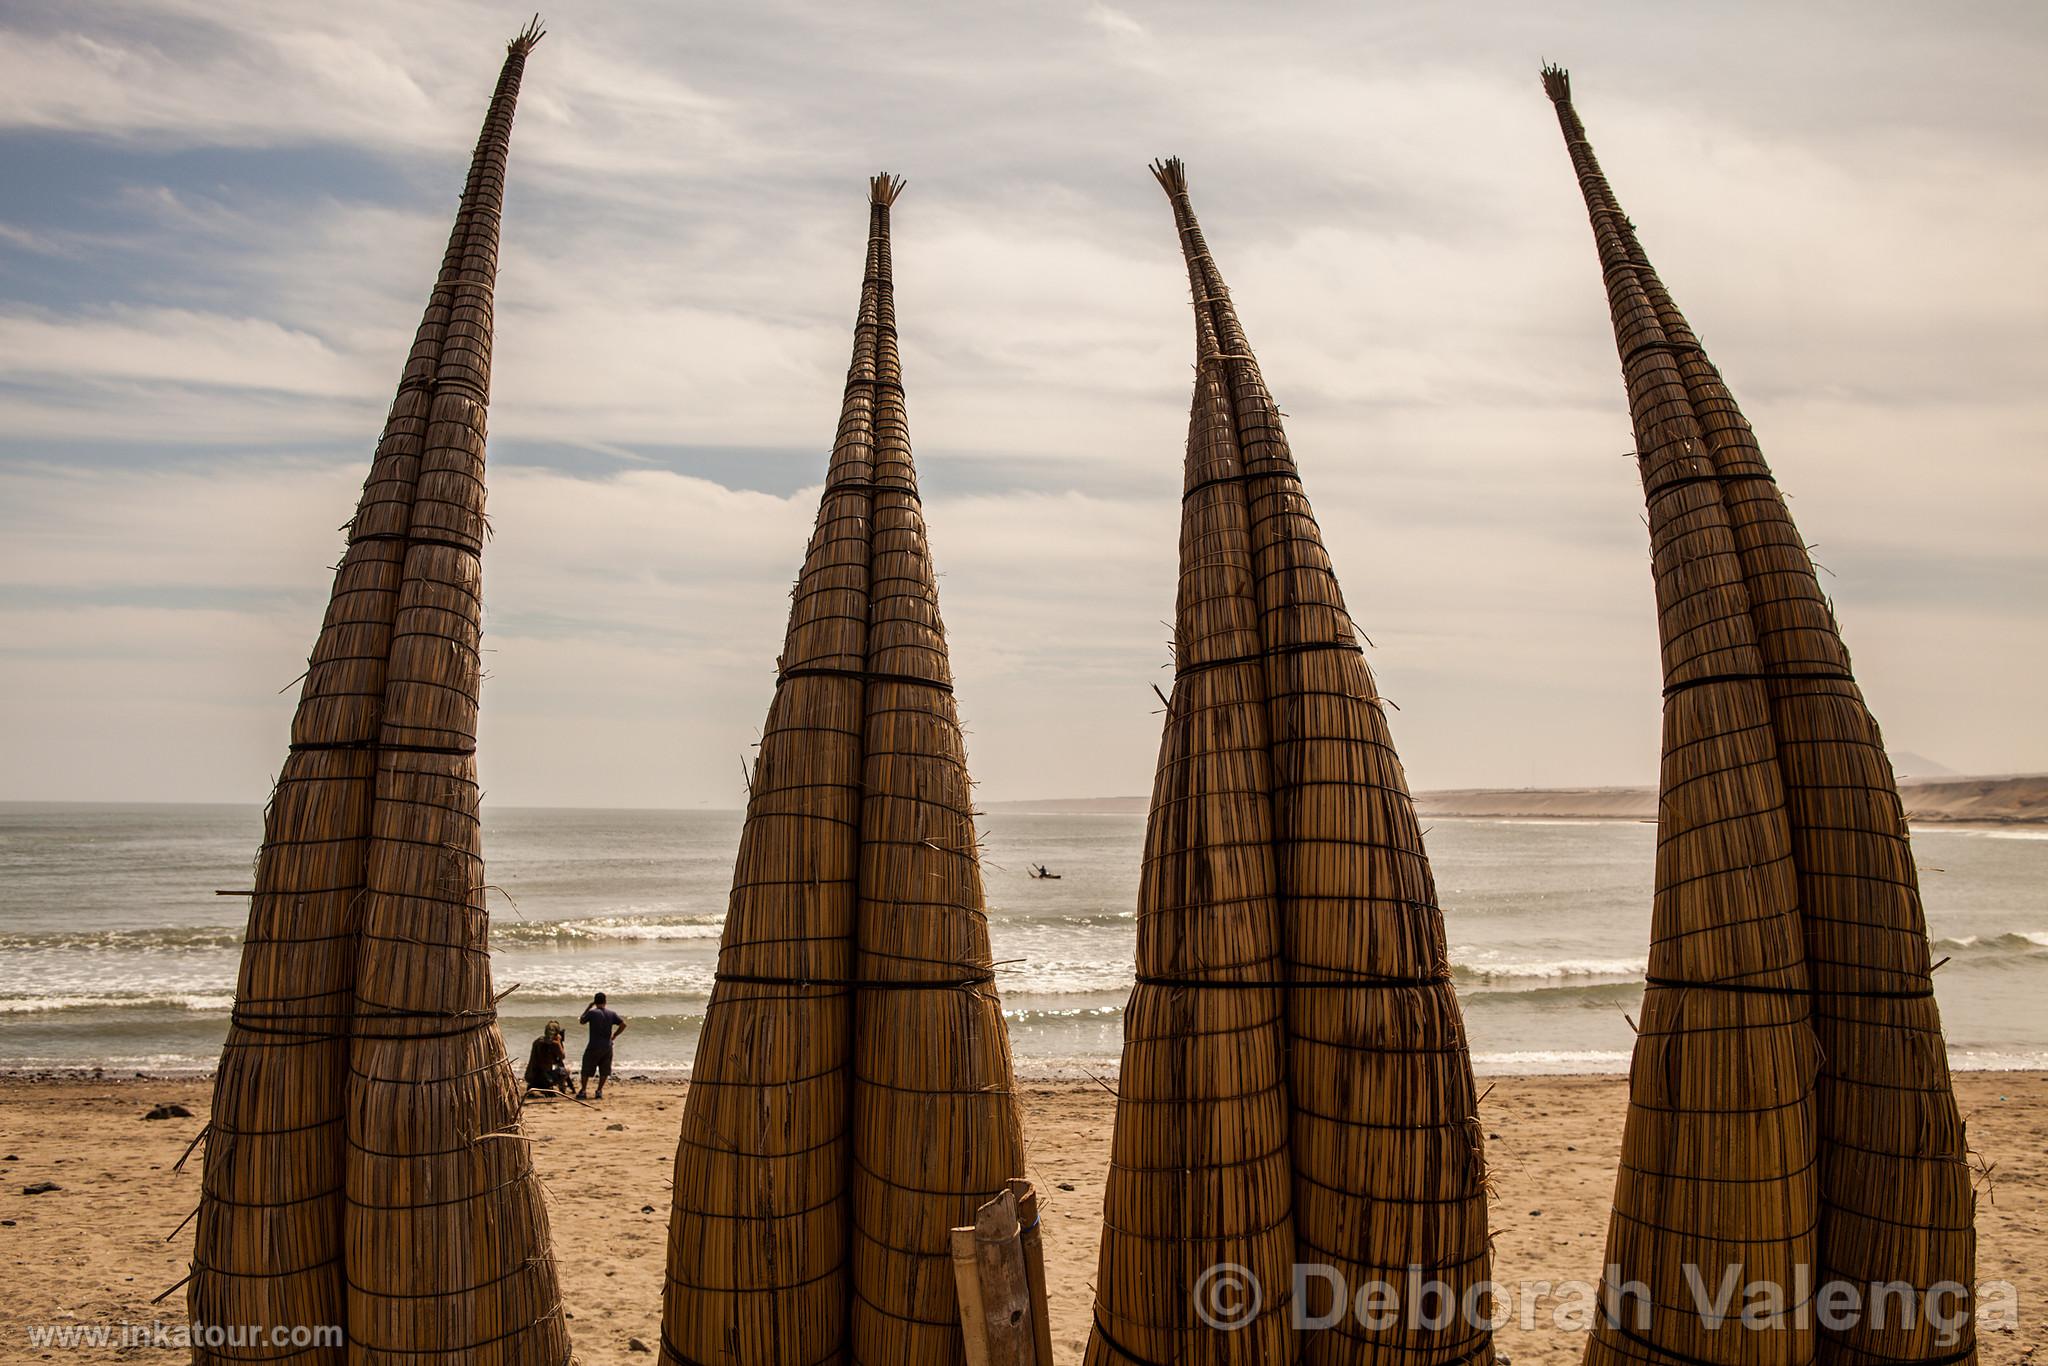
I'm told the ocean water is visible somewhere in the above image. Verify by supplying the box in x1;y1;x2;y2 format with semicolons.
2;802;2043;1077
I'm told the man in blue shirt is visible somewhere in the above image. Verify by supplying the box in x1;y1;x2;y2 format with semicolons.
577;992;627;1100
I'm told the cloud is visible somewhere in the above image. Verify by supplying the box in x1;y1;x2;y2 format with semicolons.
0;306;368;394
0;457;1177;804
0;0;2043;803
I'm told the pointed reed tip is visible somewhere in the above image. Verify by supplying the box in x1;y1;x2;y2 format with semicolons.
1148;157;1188;196
870;173;906;206
1540;63;1571;103
510;14;546;54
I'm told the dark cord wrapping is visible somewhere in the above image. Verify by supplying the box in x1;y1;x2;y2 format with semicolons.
1618;336;1705;367
713;970;993;990
775;663;953;693
1645;974;1933;1001
822;478;920;502
1662;668;1856;698
1174;638;1365;680
1135;973;1448;991
287;739;477;756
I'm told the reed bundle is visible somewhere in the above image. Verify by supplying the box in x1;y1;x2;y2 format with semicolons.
192;21;565;1365
1543;64;1974;1366
1613;205;1977;1366
662;176;1026;1366
1085;195;1295;1366
850;175;1028;1366
1087;162;1496;1366
657;188;877;1366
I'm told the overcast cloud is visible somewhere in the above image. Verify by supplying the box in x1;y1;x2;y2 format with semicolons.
1;0;2043;806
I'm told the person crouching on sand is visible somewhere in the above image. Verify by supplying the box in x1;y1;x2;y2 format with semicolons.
578;992;627;1100
524;1020;572;1096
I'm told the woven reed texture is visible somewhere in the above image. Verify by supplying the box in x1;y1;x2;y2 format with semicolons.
1170;161;1496;1366
191;22;563;1366
1084;194;1295;1366
850;176;1027;1366
344;22;567;1366
1545;63;1824;1366
658;188;880;1366
191;743;368;1363
1088;162;1495;1366
662;177;1026;1366
1544;67;1975;1366
1546;62;1817;1366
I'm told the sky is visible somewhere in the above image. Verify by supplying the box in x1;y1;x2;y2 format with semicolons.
0;1;2043;808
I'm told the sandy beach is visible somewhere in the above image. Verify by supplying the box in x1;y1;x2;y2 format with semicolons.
3;1071;2040;1364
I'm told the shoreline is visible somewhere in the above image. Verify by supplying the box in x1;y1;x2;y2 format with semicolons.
16;1027;2048;1085
10;1059;2048;1084
981;775;2048;827
1444;815;2047;828
3;1073;2040;1366
7;805;2044;831
12;1055;2048;1082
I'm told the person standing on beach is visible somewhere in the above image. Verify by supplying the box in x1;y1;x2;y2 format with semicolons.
577;992;627;1100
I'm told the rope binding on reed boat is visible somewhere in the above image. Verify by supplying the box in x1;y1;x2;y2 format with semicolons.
775;663;953;693
712;970;995;990
1661;668;1858;698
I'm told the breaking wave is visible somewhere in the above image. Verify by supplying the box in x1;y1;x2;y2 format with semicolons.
493;915;726;944
1451;956;1647;986
0;993;236;1014
0;925;243;952
1931;930;2048;956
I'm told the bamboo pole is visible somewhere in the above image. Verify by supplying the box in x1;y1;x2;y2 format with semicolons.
971;1189;1037;1366
954;1185;1053;1366
953;1228;996;1366
1009;1180;1055;1366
